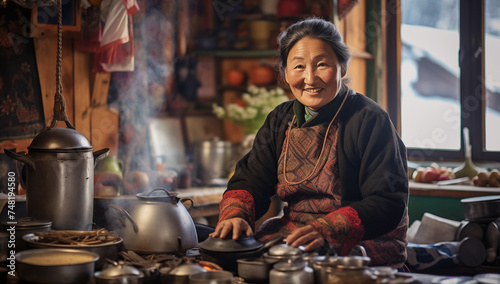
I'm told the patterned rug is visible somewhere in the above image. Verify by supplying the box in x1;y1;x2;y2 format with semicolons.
0;3;45;140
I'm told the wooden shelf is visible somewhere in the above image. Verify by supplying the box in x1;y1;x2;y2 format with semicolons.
196;49;373;59
409;181;500;198
195;49;278;57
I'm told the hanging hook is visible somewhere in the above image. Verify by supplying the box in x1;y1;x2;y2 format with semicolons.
49;0;75;129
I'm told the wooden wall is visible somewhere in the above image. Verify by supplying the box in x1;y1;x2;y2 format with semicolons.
1;1;372;159
0;37;119;156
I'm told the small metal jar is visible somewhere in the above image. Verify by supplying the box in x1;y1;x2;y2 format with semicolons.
269;261;314;284
264;244;304;264
326;255;376;284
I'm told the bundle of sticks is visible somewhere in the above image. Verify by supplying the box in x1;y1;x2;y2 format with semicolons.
33;228;120;245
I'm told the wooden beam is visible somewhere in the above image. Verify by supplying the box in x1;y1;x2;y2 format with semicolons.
73;50;92;142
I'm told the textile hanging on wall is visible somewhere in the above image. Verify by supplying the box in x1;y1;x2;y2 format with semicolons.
0;3;45;140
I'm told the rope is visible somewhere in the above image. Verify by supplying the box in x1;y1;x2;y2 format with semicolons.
50;0;74;129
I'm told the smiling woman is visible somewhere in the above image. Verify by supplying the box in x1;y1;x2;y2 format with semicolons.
283;37;343;111
209;17;410;269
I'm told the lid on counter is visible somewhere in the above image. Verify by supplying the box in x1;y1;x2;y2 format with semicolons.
2;217;52;229
28;127;92;151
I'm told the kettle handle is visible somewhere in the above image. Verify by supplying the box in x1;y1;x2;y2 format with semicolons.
180;198;194;211
109;204;139;233
4;149;35;170
147;187;177;197
349;245;367;257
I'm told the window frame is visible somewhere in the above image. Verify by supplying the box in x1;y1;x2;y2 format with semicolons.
387;0;500;163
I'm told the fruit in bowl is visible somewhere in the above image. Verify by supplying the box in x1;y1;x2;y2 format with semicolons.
413;165;454;183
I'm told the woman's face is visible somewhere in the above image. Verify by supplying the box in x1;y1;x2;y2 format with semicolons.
284;37;344;111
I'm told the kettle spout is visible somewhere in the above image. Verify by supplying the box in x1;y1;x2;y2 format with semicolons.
109;204;139;233
93;148;110;168
4;149;36;171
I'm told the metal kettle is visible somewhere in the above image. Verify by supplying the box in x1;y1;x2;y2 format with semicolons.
110;188;198;254
4;127;109;230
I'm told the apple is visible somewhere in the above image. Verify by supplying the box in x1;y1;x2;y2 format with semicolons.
437;173;450;181
421;167;440;183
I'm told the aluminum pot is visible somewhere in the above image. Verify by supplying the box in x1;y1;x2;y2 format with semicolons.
22;232;123;269
4;126;109;230
269;260;314;284
461;195;500;222
192;139;234;185
110;188;198;253
189;270;233;284
312;255;339;284
237;258;272;282
16;248;99;284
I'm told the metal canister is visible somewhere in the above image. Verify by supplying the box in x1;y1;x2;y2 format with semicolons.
192;139;234;185
325;255;375;284
269;261;313;284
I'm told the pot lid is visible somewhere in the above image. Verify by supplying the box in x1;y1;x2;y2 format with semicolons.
198;236;264;253
2;217;51;228
168;264;207;276
336;255;371;268
136;188;178;202
99;262;143;277
461;195;500;204
29;127;92;151
273;260;306;272
312;255;339;266
268;244;303;256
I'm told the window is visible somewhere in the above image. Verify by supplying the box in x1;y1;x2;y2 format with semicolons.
389;0;500;162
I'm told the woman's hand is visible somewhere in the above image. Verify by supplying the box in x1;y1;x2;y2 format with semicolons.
285;225;325;252
209;218;253;240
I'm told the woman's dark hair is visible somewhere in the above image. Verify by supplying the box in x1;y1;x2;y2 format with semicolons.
277;17;351;77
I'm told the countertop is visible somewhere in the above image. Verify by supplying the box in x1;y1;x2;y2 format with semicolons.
3;270;498;284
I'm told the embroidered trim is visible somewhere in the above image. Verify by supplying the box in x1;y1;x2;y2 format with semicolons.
309;206;365;255
218;190;256;229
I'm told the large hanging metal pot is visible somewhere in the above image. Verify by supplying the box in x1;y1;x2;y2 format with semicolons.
110;188;198;254
4;0;109;231
4;128;109;230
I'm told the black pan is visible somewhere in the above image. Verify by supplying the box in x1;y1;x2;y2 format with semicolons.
198;236;283;272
